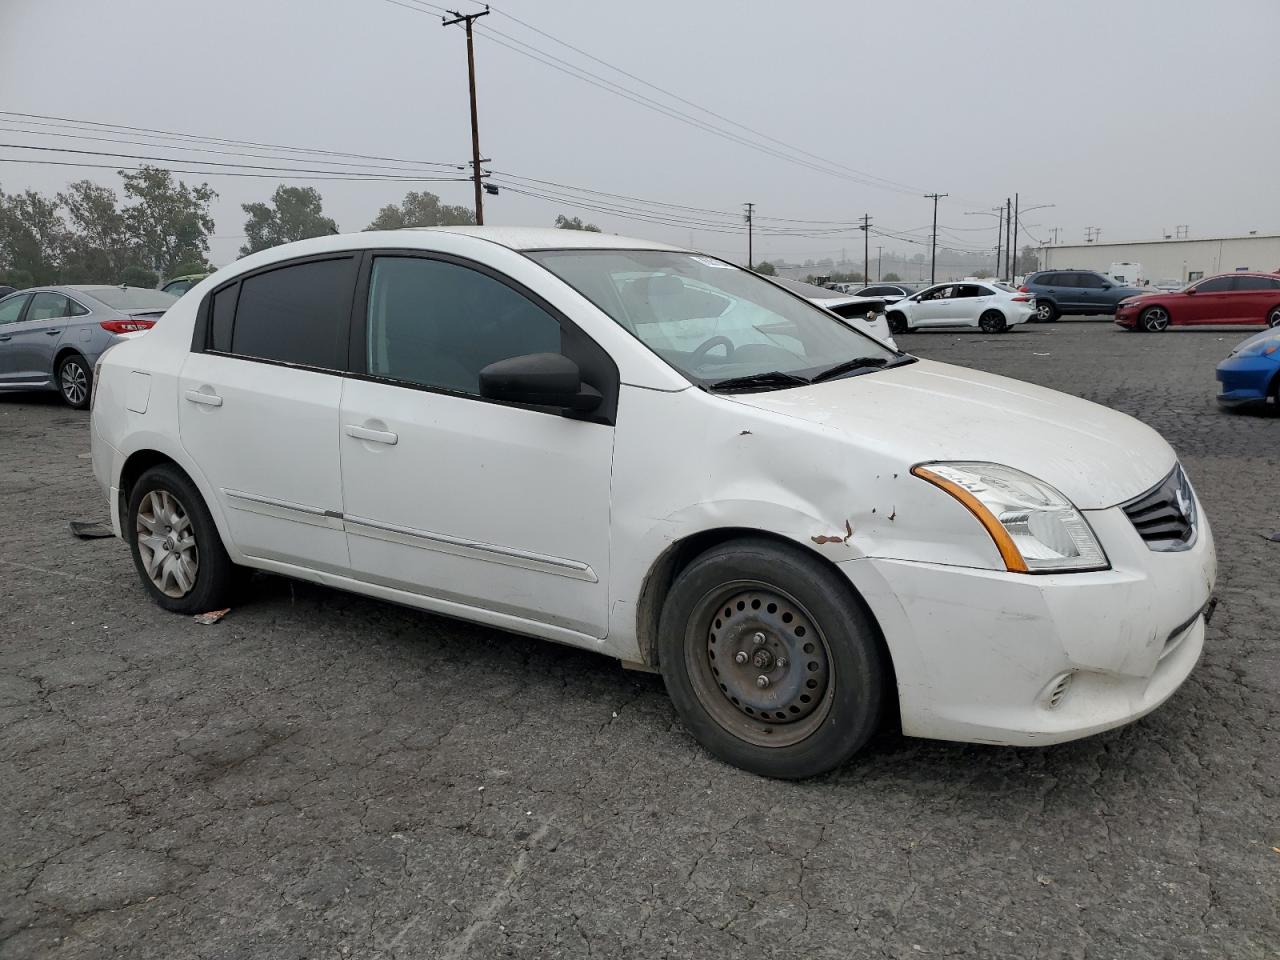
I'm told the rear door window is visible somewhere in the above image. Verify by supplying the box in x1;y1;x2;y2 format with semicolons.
25;292;72;321
219;257;356;369
1231;275;1276;291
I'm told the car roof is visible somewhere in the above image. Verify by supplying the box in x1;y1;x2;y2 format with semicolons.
407;225;684;252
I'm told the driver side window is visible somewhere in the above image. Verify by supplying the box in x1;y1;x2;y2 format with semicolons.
366;256;561;396
1195;277;1233;293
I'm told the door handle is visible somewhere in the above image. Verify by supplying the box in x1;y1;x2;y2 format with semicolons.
345;424;398;445
44;329;61;336
184;389;223;407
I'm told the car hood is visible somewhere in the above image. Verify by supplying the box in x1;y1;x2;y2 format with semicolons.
1117;289;1170;303
726;358;1174;509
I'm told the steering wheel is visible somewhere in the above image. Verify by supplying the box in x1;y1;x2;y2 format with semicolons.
690;335;735;367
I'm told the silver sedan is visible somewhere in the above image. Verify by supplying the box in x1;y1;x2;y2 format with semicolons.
0;285;176;408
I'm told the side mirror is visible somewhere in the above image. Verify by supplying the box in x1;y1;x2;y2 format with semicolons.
479;352;602;412
1184;286;1197;295
1101;282;1112;289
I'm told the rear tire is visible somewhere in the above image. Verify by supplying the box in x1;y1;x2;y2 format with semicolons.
127;465;240;614
1140;306;1170;332
979;311;1007;334
1267;306;1280;328
57;353;91;409
658;539;885;779
1034;301;1058;323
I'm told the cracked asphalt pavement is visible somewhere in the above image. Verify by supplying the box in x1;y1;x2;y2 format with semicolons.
2;320;1277;959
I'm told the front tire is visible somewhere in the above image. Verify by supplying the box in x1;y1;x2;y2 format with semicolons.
887;312;908;335
1140;306;1170;332
1034;301;1058;323
127;465;239;614
57;353;91;409
979;310;1008;334
658;539;885;779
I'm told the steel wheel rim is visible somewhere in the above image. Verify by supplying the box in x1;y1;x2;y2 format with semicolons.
685;580;835;749
135;489;199;598
1145;308;1168;331
61;361;87;405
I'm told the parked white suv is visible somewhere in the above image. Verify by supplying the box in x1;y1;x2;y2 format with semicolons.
91;227;1216;778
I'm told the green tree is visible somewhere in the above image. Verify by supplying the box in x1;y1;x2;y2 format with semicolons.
168;258;213;278
58;180;130;281
121;166;216;278
241;186;336;256
0;187;69;286
753;260;777;276
366;191;475;230
554;214;601;232
119;265;159;289
883;272;902;282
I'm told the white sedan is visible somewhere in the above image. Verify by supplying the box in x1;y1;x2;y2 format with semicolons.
886;281;1036;335
91;227;1213;779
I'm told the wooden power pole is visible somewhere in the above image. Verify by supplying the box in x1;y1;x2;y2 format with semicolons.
923;193;948;284
443;7;490;224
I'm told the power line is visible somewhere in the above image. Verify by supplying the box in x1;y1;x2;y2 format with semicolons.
0;110;464;170
0;155;470;183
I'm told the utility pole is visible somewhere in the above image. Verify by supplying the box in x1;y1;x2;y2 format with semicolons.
923;193;947;284
442;6;490;224
1010;192;1020;280
859;214;872;285
743;202;754;270
1004;198;1013;279
1085;226;1101;243
1048;226;1061;245
876;245;883;281
994;209;1003;278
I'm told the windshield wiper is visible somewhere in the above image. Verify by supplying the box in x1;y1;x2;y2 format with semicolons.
707;370;811;393
810;356;891;383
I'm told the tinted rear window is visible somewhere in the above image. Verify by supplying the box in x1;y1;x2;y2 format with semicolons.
82;287;178;310
228;257;355;369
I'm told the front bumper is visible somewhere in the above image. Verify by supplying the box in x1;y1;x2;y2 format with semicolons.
1114;305;1140;328
841;497;1216;746
1215;355;1277;406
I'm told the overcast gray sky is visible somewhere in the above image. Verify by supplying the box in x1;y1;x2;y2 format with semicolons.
2;0;1277;268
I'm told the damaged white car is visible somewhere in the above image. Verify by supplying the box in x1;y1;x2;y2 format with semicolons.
91;227;1216;779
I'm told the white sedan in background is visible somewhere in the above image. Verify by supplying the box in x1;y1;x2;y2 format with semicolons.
886;281;1036;335
767;276;897;349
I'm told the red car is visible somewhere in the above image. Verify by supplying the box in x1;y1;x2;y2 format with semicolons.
1115;272;1280;331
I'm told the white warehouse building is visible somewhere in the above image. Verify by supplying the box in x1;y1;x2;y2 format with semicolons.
1040;233;1280;286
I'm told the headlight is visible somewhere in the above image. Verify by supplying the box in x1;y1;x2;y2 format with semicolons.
1235;335;1280;357
912;462;1108;573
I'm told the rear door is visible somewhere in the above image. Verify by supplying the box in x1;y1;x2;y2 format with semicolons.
7;292;73;382
0;293;32;382
178;254;357;571
1229;275;1280;324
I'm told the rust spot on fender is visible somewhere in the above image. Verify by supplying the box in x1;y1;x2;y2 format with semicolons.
812;519;853;545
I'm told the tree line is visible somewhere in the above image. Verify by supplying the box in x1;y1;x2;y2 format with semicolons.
0;165;606;289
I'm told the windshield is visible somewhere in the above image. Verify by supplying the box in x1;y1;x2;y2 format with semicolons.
527;249;900;388
81;286;178;310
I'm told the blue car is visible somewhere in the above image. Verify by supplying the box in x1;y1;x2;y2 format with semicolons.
1216;329;1280;409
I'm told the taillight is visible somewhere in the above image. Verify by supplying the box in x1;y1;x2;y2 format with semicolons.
1011;295;1031;302
100;319;155;334
1017;285;1030;293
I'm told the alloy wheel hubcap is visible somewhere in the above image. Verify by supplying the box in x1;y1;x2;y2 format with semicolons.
1037;305;1051;320
1269;309;1280;328
1146;309;1168;331
61;362;87;404
135;489;198;598
689;584;834;748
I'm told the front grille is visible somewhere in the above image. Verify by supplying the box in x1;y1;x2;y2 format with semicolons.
1122;465;1198;551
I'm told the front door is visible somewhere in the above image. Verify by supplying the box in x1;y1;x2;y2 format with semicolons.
1181;275;1234;324
7;291;72;384
910;285;956;327
0;293;32;382
177;255;357;572
339;253;615;638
